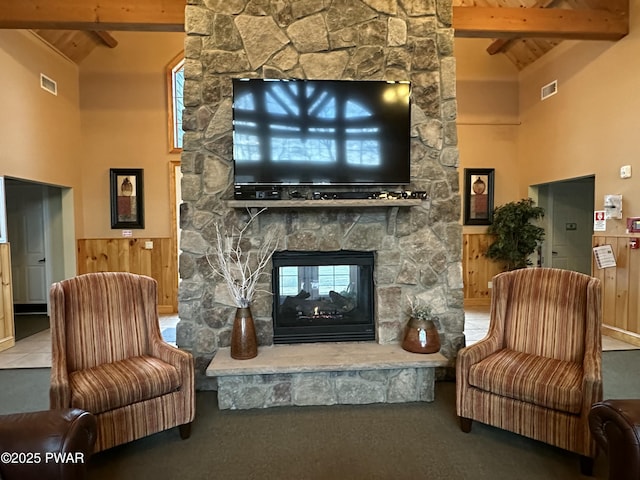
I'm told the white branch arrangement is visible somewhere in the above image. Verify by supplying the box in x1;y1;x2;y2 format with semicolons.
207;209;280;308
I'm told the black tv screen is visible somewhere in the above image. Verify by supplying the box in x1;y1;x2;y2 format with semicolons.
232;79;411;186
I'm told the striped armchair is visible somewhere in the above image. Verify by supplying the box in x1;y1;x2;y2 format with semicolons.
456;268;602;473
49;272;195;452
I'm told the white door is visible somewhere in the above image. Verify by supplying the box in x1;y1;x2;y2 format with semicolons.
549;179;594;274
6;182;47;305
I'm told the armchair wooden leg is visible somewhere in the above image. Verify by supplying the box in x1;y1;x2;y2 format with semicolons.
179;422;192;440
459;416;472;433
579;456;594;476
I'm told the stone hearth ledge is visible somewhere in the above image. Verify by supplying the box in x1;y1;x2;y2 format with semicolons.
206;342;448;410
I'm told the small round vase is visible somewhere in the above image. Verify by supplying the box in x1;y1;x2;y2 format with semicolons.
231;306;258;360
401;316;441;354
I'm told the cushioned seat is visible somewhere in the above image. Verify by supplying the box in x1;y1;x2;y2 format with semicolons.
69;355;181;414
469;349;583;414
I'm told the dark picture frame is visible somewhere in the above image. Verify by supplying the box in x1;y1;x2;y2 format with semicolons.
463;168;494;226
110;168;144;229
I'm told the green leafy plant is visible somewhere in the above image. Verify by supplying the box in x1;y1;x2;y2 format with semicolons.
486;198;545;271
406;296;435;321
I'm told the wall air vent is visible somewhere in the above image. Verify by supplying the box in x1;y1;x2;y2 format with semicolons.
541;80;558;101
40;74;57;96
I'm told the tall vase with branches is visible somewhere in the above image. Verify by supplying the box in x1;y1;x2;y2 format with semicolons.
207;209;280;359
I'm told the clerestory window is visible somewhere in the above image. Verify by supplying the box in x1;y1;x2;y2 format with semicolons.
166;52;184;153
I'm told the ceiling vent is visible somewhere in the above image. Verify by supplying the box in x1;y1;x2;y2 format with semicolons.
541;80;558;101
40;74;57;96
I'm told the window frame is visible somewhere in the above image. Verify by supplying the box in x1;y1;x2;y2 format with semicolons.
166;51;185;154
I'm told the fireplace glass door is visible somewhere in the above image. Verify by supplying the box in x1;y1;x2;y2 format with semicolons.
272;250;375;343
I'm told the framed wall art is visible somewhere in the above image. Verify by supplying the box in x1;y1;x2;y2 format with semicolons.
463;168;494;226
110;169;144;229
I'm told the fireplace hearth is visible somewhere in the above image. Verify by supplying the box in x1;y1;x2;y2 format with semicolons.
272;250;375;344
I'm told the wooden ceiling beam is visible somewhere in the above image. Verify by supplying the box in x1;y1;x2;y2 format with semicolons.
453;6;629;41
0;0;185;32
93;31;118;48
486;0;557;55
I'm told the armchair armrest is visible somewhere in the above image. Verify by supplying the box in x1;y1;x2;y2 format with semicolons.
150;338;195;422
150;337;194;376
580;352;603;415
49;283;71;409
49;359;71;409
0;408;96;480
458;336;502;366
589;400;640;480
456;335;502;418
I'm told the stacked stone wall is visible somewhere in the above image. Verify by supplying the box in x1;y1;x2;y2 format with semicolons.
217;367;436;410
179;0;463;388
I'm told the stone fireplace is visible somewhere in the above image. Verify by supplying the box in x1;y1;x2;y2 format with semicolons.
178;0;464;389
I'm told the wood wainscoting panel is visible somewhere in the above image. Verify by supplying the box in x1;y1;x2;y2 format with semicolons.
0;243;15;352
463;233;505;306
592;235;640;344
462;233;640;344
77;238;177;313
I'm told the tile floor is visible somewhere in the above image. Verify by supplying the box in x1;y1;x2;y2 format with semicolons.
0;309;636;369
0;315;179;369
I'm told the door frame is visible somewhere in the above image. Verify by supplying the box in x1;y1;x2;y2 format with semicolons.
530;175;595;273
2;177;76;346
169;160;181;312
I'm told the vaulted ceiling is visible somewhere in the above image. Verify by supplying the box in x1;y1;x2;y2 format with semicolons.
0;0;629;69
453;0;628;69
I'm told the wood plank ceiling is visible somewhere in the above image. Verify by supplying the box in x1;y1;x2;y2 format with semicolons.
0;0;629;69
33;30;118;63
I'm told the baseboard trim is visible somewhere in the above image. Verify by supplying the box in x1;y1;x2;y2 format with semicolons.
158;305;175;315
464;298;491;307
0;336;15;353
602;325;640;347
14;303;47;314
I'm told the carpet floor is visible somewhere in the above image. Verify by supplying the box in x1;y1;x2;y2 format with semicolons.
1;351;639;479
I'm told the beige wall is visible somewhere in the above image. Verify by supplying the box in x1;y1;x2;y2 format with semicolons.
455;38;521;234
3;21;638;253
0;30;84;233
79;32;184;238
517;0;640;234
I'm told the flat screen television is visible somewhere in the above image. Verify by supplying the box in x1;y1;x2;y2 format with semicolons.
232;78;411;187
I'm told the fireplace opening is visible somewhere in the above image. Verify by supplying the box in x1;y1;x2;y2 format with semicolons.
272;250;375;344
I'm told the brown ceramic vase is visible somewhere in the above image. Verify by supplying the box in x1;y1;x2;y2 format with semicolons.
401;316;441;354
230;306;258;360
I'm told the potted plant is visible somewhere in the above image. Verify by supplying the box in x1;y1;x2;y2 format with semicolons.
401;296;441;354
207;209;280;359
485;197;545;271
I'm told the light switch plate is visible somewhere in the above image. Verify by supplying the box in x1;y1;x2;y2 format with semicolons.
620;165;632;178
